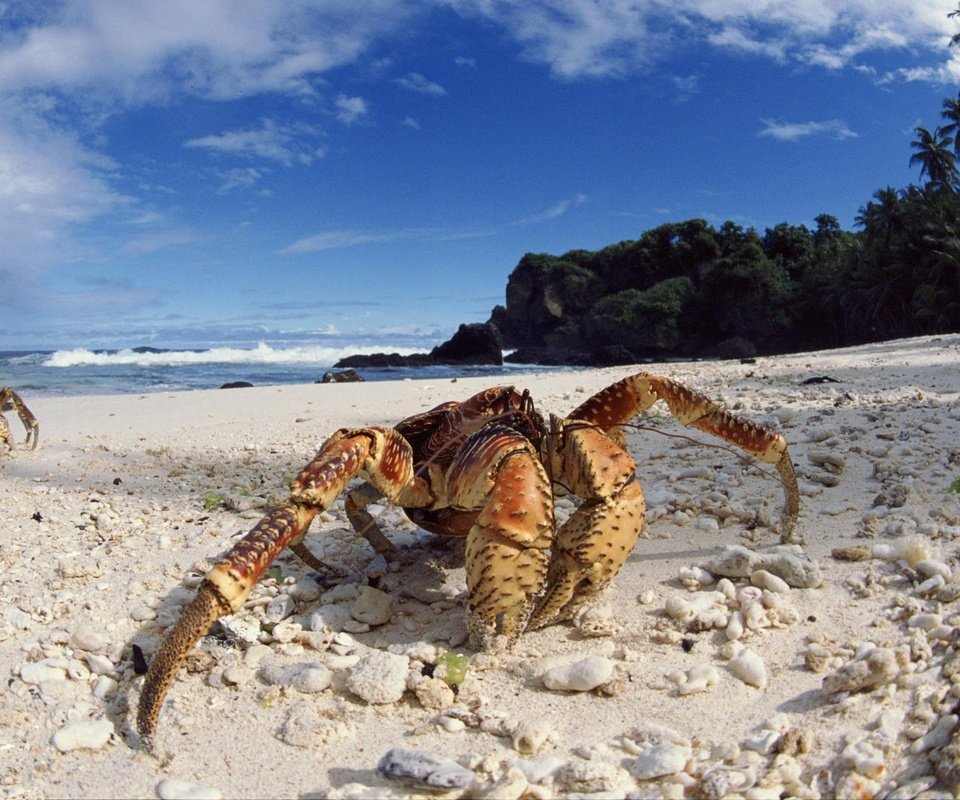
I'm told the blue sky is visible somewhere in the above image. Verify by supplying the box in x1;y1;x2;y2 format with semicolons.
2;0;960;352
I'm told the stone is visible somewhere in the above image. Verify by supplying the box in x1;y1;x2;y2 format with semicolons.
346;651;409;704
542;656;613;692
376;748;476;791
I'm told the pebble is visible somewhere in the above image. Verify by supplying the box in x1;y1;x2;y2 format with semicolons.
346;651;409;704
350;586;394;626
85;653;116;677
437;716;466;733
310;604;370;634
376;748;476;792
412;676;455;710
750;569;789;594
743;729;780;754
265;593;295;623
729;648;768;689
822;646;900;694
20;659;67;685
916;559;953;581
293;665;334;694
679;565;716;588
911;714;958;754
51;718;114;752
699;765;757;798
677;663;719;695
553;760;634;794
703;545;822;588
627;743;691;780
511;719;553;754
217;614;261;645
92;675;118;699
68;625;110;654
726;611;744;641
542;656;613;692
4;605;32;629
664;591;727;626
156;779;224;800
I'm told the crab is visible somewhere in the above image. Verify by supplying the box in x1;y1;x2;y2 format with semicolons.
0;388;39;454
136;371;799;742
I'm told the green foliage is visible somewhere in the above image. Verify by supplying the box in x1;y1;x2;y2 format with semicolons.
584;277;695;354
266;566;283;582
202;492;224;511
948;476;960;494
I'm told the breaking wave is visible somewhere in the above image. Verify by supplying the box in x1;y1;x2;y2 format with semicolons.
43;342;422;368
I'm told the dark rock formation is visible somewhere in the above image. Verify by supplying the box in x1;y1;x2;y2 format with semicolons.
319;369;365;383
334;323;502;369
428;323;502;365
220;381;254;389
335;352;433;368
705;336;757;360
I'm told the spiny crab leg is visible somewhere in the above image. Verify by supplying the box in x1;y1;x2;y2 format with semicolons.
0;388;39;451
568;372;800;541
136;428;432;745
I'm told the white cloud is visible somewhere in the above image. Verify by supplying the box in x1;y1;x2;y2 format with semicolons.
758;118;859;141
278;228;420;254
707;25;788;62
401;115;422;129
451;0;662;79
278;225;493;254
671;73;700;96
456;0;957;80
120;229;200;256
513;194;587;225
394;72;447;95
0;100;128;312
334;94;369;124
183;119;322;165
216;167;264;193
0;0;420;101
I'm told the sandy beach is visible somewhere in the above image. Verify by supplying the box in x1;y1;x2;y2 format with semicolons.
2;334;960;799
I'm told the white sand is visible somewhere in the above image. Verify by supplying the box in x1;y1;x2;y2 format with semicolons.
1;334;959;799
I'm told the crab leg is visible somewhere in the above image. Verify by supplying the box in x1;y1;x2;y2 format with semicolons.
439;425;555;649
529;421;645;630
568;372;800;540
0;388;39;450
137;428;433;743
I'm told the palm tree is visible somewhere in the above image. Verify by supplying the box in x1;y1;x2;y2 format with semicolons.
909;126;958;192
855;187;902;248
941;94;960;155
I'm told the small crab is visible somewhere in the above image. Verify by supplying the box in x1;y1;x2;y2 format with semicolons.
137;371;799;742
0;388;39;454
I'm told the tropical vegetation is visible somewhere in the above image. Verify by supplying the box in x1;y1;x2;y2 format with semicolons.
492;92;960;362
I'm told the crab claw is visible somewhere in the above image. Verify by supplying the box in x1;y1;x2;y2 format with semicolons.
137;501;317;744
136;427;433;744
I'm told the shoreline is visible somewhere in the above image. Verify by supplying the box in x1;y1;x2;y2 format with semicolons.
1;333;959;798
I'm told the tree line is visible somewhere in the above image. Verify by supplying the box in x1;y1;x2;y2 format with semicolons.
496;93;960;361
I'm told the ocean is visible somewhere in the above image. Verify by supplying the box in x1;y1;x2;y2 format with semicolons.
0;344;562;397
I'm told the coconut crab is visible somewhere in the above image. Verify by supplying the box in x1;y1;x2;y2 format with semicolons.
137;371;799;742
0;388;39;453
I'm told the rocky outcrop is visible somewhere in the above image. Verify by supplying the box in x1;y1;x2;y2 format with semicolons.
319;369;365;383
489;254;601;351
334;323;502;369
428;322;502;365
